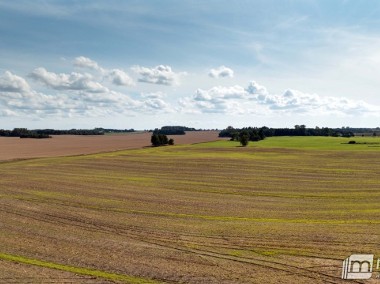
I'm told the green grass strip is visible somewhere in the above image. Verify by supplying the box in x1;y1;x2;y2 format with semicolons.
127;210;380;224
0;252;162;284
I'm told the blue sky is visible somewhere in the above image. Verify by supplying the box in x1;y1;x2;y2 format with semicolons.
1;0;380;129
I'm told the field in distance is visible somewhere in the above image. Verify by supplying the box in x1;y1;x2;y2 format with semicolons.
0;131;221;161
0;136;379;283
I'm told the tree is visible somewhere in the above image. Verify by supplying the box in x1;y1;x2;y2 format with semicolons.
239;130;249;147
231;132;239;141
168;138;174;145
160;134;168;145
151;134;171;146
151;134;161;146
239;135;249;146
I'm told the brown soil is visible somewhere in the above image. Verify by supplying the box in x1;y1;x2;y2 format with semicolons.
0;141;379;283
0;131;221;161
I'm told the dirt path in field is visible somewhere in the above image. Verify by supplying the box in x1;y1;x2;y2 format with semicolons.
0;131;221;161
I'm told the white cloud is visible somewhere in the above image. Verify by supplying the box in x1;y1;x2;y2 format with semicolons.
74;56;134;87
208;66;234;78
3;63;379;123
74;56;104;72
139;92;172;112
179;81;380;116
0;71;30;92
74;56;135;87
194;85;247;101
0;69;173;119
246;81;268;96
141;92;166;99
179;85;248;114
0;85;148;118
29;67;108;93
108;69;134;86
250;88;379;115
143;98;171;110
132;65;185;86
0;88;75;118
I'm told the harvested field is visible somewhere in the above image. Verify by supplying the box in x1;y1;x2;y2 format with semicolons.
0;131;221;161
0;137;379;283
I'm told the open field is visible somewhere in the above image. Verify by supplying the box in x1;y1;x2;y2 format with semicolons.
1;136;380;283
0;131;221;161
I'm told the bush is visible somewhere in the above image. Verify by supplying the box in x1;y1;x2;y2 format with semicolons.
168;138;174;145
348;140;356;144
151;134;172;146
240;137;249;146
239;131;249;147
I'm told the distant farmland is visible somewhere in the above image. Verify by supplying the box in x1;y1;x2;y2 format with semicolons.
0;136;379;283
0;131;221;161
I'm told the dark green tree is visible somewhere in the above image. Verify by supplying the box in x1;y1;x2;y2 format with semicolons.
151;134;170;146
151;134;161;146
239;130;249;147
231;132;239;141
159;134;168;145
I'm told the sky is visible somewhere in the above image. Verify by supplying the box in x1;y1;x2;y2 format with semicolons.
1;0;380;130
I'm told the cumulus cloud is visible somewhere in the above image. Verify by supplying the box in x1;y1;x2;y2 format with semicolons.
144;98;171;110
17;60;175;118
74;56;135;87
4;62;378;121
139;92;172;112
132;65;185;86
246;81;268;96
0;71;30;92
179;85;248;114
29;67;108;93
74;56;104;72
248;87;379;115
108;69;134;86
0;69;172;118
0;84;153;118
208;65;234;78
178;81;380;116
0;86;77;118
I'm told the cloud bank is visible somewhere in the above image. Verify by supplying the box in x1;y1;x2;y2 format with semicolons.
0;62;172;118
1;57;379;124
179;80;380;116
30;68;108;93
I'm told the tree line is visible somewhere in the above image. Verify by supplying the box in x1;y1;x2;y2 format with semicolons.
93;128;135;134
153;126;197;135
0;128;108;138
219;125;356;146
219;125;355;139
0;128;51;138
34;128;105;135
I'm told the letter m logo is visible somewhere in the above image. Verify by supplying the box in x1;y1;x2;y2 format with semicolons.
342;254;373;280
